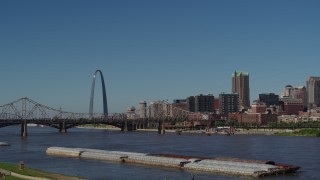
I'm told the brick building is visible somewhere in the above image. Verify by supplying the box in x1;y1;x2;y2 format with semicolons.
229;113;278;126
279;98;304;115
251;101;267;113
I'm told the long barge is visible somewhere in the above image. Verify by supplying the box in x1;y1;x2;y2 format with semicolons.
46;147;300;177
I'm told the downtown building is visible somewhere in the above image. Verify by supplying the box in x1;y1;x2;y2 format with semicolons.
306;76;320;109
278;97;304;115
251;101;267;114
219;93;239;115
259;93;279;107
187;94;215;113
232;71;250;110
281;85;307;109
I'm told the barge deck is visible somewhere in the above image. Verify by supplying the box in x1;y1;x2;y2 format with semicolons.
46;147;300;177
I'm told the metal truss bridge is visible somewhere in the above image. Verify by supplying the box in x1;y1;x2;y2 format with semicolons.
0;97;200;137
0;97;147;136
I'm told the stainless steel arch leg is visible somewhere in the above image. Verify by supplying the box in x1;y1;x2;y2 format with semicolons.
89;70;108;119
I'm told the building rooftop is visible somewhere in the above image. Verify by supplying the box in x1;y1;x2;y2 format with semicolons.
232;71;249;76
279;97;303;102
308;76;320;80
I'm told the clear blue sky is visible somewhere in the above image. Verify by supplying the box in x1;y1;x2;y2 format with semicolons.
1;0;319;113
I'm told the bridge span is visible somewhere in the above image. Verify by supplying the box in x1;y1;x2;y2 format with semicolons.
0;97;153;137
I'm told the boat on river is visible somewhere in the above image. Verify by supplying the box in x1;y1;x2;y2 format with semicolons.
46;147;300;177
0;142;10;146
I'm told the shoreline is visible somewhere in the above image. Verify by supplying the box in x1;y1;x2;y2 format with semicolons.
76;126;319;137
0;162;85;180
76;126;303;135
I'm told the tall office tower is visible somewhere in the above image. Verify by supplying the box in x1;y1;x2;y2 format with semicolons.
187;94;215;113
306;76;320;109
219;93;239;115
259;93;279;107
139;101;147;119
232;71;250;109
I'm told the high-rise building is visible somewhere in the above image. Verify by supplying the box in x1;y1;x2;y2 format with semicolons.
214;98;220;111
259;93;279;107
232;71;250;109
186;96;195;112
219;93;239;115
139;101;147;119
306;76;320;109
187;94;214;113
195;94;215;112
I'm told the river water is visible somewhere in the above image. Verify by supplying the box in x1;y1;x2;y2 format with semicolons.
0;126;319;180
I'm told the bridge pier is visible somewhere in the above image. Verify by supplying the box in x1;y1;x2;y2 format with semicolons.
21;122;27;137
121;121;128;132
59;121;67;133
158;122;165;134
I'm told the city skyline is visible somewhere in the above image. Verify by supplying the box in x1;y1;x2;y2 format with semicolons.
1;0;319;113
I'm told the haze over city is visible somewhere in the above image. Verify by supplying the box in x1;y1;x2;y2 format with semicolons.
1;0;319;113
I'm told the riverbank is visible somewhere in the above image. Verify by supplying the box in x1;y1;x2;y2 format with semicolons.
0;162;85;180
274;129;320;137
77;124;280;135
135;128;305;136
76;125;320;137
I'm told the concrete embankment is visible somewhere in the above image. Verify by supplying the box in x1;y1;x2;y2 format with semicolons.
46;147;299;177
0;168;50;180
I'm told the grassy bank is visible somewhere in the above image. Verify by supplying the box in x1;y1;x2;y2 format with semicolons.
274;129;320;137
0;162;84;180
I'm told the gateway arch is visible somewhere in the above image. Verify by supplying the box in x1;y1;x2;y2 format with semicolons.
89;70;108;119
